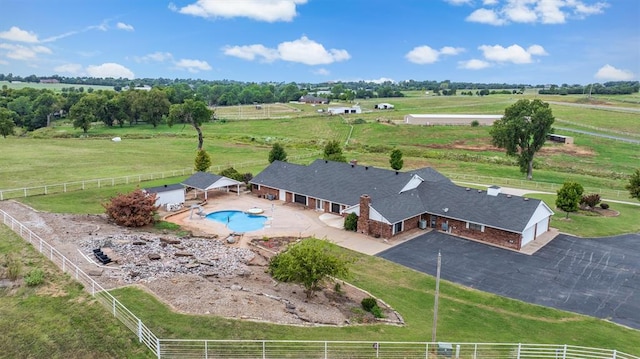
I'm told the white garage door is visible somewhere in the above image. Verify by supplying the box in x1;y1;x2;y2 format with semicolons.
522;226;535;247
535;218;549;236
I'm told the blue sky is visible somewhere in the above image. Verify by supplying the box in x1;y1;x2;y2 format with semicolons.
0;0;638;85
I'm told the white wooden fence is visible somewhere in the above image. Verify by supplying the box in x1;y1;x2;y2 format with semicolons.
2;209;639;359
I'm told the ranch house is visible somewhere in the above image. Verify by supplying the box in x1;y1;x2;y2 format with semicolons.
250;160;553;251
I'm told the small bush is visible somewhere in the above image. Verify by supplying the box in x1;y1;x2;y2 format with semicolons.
24;268;45;286
6;254;21;281
352;118;367;125
344;213;358;231
600;203;610;210
371;305;385;318
470;120;480;127
361;297;377;312
581;193;601;208
334;282;343;294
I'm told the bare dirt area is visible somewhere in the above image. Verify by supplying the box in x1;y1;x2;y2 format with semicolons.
424;140;594;157
0;200;403;327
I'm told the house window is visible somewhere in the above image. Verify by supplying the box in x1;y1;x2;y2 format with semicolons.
394;222;403;234
331;203;340;213
467;222;484;232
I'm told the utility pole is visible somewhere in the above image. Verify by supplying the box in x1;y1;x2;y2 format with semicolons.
432;251;441;343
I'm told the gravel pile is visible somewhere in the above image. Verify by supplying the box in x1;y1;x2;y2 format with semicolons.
79;234;255;283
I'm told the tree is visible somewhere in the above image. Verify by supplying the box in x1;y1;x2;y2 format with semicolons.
32;91;61;129
323;140;347;162
166;99;213;150
556;181;584;218
70;95;98;133
626;169;640;201
344;213;358;231
268;143;287;163
103;189;158;227
389;148;404;170
490;99;555;180
0;108;17;138
194;149;211;172
268;238;353;299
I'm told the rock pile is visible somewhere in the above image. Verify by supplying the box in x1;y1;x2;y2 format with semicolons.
79;234;255;283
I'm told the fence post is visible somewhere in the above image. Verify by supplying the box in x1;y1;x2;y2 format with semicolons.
262;340;266;359
612;349;617;359
24;188;27;197
517;343;521;359
45;186;48;195
157;338;161;359
325;341;328;359
138;318;142;343
473;343;477;359
562;344;567;359
204;340;208;359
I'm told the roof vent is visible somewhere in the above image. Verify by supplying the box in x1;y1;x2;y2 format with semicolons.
477;189;482;193
466;187;470;191
395;171;399;175
524;197;529;201
507;194;512;198
351;164;354;168
365;166;369;170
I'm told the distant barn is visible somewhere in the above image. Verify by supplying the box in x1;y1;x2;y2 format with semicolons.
328;106;362;115
404;114;502;126
374;103;394;110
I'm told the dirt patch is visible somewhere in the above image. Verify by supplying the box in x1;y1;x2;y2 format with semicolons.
0;200;402;327
423;140;594;157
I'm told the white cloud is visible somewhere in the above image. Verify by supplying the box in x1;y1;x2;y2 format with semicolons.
466;8;507;25
313;68;330;76
86;62;135;79
479;44;533;64
594;64;635;81
0;26;39;43
366;77;395;84
0;43;51;60
175;0;307;22
0;59;8;65
405;45;464;64
135;51;174;63
116;22;134;31
440;46;465;55
278;36;350;65
461;0;608;26
504;1;538;23
54;63;84;75
458;59;492;69
223;44;279;62
444;0;472;5
174;59;212;73
224;36;350;66
527;44;548;56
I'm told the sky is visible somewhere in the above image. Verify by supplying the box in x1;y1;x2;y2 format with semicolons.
0;0;638;85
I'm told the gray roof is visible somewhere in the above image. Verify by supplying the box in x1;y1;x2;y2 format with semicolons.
182;172;226;190
144;183;184;193
251;160;547;233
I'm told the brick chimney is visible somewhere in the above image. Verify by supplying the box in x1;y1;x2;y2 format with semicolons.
357;194;371;234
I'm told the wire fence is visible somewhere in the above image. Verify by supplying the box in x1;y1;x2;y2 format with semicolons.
444;172;631;200
0;209;160;357
1;209;638;359
0;154;318;201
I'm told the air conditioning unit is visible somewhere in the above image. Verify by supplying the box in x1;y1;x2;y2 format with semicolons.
419;219;427;229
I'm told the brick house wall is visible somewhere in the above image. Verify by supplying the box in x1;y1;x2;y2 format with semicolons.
435;217;521;250
356;195;371;235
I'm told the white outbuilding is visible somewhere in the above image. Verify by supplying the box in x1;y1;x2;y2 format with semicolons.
144;184;185;209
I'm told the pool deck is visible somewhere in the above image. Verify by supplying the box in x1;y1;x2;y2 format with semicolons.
163;191;421;255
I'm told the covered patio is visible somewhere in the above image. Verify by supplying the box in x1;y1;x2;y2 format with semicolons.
181;172;243;200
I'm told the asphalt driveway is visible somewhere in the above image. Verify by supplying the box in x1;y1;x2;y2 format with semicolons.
377;231;640;329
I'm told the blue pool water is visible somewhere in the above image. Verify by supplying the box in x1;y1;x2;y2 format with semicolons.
206;210;267;232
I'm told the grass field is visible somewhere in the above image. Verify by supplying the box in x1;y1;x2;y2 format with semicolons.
0;227;152;358
2;91;639;357
0;80;115;92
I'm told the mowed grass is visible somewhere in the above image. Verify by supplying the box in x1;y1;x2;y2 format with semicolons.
526;193;640;237
0;226;152;358
109;250;640;354
0;80;115;92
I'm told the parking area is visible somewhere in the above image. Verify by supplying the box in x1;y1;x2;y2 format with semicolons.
377;231;640;329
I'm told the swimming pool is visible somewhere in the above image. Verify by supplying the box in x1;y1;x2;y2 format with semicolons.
206;210;268;232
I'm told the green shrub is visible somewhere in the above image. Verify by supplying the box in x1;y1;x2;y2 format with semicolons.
371;305;385;318
344;213;358;231
581;193;601;208
470;120;480;127
361;297;377;312
24;268;45;286
351;118;367;125
600;203;610;210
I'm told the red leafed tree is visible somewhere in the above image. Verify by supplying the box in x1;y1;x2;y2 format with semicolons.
103;189;158;227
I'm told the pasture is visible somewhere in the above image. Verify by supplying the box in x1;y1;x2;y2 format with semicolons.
0;80;115;92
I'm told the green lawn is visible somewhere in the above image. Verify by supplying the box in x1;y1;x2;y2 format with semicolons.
109;250;640;354
527;193;640;237
0;226;152;358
